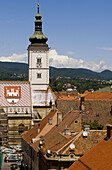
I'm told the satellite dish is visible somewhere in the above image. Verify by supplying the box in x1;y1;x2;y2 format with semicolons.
70;143;75;150
83;131;88;137
47;150;51;154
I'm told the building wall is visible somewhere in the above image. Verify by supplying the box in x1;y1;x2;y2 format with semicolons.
57;100;80;117
29;50;49;91
32;149;39;170
82;101;112;127
57;100;112;128
8;116;32;146
33;107;52;120
69;115;82;132
22;139;33;170
21;138;39;170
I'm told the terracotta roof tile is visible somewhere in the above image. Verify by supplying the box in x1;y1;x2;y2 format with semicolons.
83;92;112;101
55;91;78;101
68;135;112;170
31;110;80;153
21;109;58;143
73;130;106;155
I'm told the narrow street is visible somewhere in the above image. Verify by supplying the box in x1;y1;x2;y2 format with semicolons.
1;154;20;170
1;154;10;170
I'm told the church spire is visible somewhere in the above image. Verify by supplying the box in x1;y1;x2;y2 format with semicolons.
29;3;48;44
37;3;39;14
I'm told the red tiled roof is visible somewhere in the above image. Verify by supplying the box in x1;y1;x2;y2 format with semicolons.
83;92;112;101
31;110;80;152
55;91;78;101
0;81;31;107
68;137;112;170
65;130;106;155
22;109;58;143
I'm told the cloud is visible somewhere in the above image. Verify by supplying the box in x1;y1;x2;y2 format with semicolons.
49;49;112;72
0;50;111;72
97;47;112;51
67;51;75;55
0;53;27;63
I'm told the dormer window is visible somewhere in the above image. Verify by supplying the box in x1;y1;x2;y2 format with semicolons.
48;118;52;125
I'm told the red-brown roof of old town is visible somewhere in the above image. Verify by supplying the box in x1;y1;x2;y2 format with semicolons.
68;137;112;170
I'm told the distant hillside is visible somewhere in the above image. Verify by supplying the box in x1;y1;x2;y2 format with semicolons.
50;67;112;80
0;62;28;80
0;62;28;74
0;61;112;80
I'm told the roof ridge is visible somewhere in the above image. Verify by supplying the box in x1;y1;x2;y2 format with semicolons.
62;130;83;155
56;130;83;154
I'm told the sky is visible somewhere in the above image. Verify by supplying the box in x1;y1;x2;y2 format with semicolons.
0;0;112;72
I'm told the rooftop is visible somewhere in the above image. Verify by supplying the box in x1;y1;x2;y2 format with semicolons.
55;91;78;101
22;109;58;144
68;135;112;170
0;81;31;107
31;110;81;153
82;92;112;101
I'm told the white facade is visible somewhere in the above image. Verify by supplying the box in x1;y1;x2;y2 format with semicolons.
28;50;49;91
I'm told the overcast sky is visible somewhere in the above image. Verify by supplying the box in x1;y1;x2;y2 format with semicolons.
0;0;112;72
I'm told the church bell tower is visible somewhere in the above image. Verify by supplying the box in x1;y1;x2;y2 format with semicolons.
28;3;49;91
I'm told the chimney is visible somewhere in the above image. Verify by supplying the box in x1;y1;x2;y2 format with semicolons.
84;125;90;132
107;124;112;138
57;112;62;125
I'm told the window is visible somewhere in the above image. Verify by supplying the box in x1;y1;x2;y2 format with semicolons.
48;118;52;125
37;73;41;79
37;58;42;68
10;108;12;112
75;121;78;123
12;100;14;103
37;58;41;63
14;108;16;112
22;108;24;112
96;113;99;117
37;127;40;133
26;108;28;114
6;108;8;113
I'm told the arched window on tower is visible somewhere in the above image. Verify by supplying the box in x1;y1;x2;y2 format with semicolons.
36;58;42;68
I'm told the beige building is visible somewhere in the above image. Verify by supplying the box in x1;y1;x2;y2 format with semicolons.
0;81;32;146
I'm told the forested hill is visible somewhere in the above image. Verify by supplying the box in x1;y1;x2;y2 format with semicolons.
50;67;112;80
0;62;28;80
0;61;112;80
